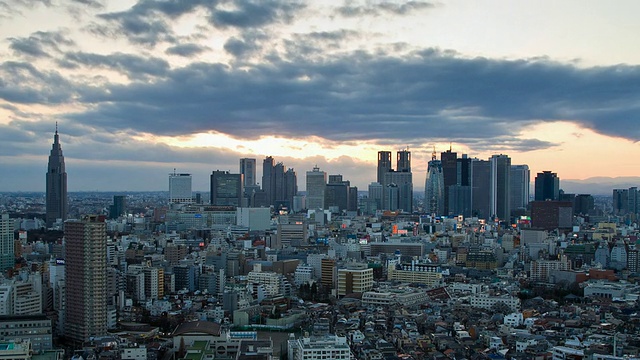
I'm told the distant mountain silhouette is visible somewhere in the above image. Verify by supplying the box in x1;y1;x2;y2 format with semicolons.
560;177;640;195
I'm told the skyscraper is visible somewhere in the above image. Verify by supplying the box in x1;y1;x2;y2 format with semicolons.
109;195;127;219
0;213;14;272
534;171;560;201
377;151;392;184
471;159;491;219
450;154;472;217
239;158;257;187
326;175;350;212
64;215;107;344
384;171;413;213
261;157;297;208
396;149;411;172
262;156;275;205
490;154;511;221
510;165;530;212
46;126;67;227
306;166;327;210
441;148;457;216
210;171;243;206
424;149;444;215
169;172;192;203
368;182;383;210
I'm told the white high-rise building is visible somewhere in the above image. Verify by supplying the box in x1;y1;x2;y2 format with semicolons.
294;264;314;286
169;172;193;204
306;166;327;210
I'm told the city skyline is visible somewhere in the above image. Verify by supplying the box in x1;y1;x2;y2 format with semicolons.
0;1;639;192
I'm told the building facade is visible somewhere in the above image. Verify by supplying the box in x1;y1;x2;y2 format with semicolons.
424;150;444;216
46;127;67;227
210;171;243;206
306;167;327;210
0;214;13;272
169;172;193;204
64;215;107;344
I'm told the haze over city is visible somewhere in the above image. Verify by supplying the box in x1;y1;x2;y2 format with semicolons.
0;0;639;192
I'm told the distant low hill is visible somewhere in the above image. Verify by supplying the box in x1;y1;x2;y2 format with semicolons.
561;177;640;195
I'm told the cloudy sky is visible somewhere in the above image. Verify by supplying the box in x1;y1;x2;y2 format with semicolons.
1;0;639;192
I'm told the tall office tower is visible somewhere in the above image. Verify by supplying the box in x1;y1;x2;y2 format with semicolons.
490;155;511;221
449;185;472;217
424;149;444;215
348;186;358;212
397;149;411;172
262;156;275;205
534;171;560;201
210;170;243;206
239;158;257;187
628;187;639;215
450;154;472;217
456;154;472;187
328;175;343;184
0;213;14;272
283;168;298;209
169;172;193;203
377;151;392;184
109;195;127;219
261;157;297;208
441;148;458;216
273;162;285;205
306;166;327;210
510;165;530;212
471;159;491;219
326;175;349;212
384;171;413;213
574;194;595;215
612;189;629;214
64;215;107;344
46;126;68;227
368;182;384;209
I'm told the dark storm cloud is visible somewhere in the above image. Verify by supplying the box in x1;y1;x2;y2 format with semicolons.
8;30;75;58
64;48;640;147
58;52;170;79
337;1;434;17
166;43;209;57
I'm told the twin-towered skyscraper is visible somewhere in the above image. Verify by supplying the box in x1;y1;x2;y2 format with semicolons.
375;149;413;212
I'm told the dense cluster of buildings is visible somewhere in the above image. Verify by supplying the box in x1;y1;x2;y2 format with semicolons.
0;130;639;360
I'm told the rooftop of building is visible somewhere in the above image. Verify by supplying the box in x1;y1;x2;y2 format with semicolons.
172;321;221;337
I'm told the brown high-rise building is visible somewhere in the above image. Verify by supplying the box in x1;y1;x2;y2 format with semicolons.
320;258;336;292
46;126;67;227
64;215;107;344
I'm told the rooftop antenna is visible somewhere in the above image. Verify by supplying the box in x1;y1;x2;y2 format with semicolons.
55;121;58;134
432;146;436;161
449;142;452;152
